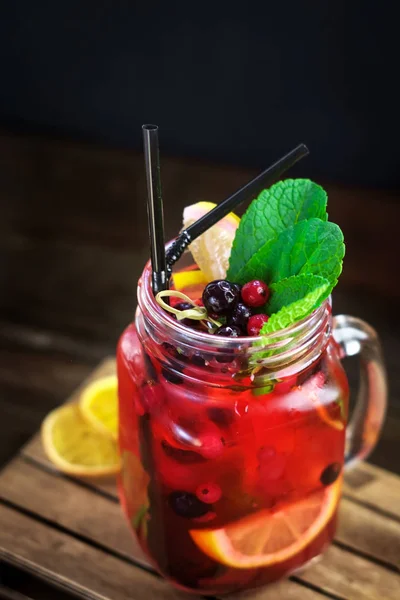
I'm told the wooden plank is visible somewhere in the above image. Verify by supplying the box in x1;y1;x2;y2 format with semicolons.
0;345;91;406
337;498;400;571
21;358;118;498
0;467;315;600
225;582;322;600
0;504;186;600
344;462;400;520
300;544;400;600
0;458;146;567
0;459;317;600
2;458;400;598
3;455;400;579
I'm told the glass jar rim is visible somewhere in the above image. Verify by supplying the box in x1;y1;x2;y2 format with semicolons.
137;253;332;364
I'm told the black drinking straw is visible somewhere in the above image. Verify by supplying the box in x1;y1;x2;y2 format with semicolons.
166;143;309;269
143;124;168;294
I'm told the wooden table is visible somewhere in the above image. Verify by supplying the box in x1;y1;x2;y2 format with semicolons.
0;359;399;600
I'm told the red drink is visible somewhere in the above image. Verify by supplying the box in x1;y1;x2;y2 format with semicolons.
116;261;350;594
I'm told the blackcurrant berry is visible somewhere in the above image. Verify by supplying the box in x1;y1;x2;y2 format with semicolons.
320;462;342;486
161;368;183;385
174;302;200;328
161;440;205;464
228;303;252;330
169;491;209;518
202;280;241;315
191;351;207;366
207;406;235;427
214;325;242;337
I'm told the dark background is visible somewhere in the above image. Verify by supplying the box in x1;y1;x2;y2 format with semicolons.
0;3;399;474
1;2;399;186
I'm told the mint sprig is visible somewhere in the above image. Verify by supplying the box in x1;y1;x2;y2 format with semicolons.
266;274;332;315
233;218;344;286
228;179;328;280
226;178;345;334
261;279;331;335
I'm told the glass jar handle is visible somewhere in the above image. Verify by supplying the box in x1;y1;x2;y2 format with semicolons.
333;315;387;470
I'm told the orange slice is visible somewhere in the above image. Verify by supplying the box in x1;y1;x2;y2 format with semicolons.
190;479;341;569
183;201;240;281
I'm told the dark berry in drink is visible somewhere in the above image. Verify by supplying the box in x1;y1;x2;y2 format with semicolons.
143;351;158;380
191;351;207;366
228;303;252;330
161;342;179;358
202;280;241;315
207;406;234;427
214;325;242;337
320;462;342;486
247;313;270;336
169;491;210;518
174;302;200;328
241;279;270;307
196;483;222;504
161;440;205;464
161;368;183;385
214;325;242;362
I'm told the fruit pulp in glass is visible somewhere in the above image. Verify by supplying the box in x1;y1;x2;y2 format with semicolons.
117;279;348;594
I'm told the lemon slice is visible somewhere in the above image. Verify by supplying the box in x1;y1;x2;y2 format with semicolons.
172;269;208;291
190;478;341;569
183;201;240;281
80;375;118;440
42;403;120;477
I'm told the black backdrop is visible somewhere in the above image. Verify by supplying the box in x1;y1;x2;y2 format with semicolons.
1;2;399;186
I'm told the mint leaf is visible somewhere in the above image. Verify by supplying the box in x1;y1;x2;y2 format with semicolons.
234;218;344;285
261;279;331;335
267;274;332;314
228;179;327;279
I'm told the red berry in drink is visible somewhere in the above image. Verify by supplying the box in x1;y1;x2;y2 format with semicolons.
192;511;217;523
198;431;224;459
241;280;270;307
247;314;269;336
196;483;222;504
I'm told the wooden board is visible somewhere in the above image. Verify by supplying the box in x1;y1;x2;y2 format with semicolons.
1;358;399;599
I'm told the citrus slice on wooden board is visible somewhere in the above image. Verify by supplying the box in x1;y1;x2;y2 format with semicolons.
190;478;341;568
42;403;120;477
183;201;240;281
80;375;118;440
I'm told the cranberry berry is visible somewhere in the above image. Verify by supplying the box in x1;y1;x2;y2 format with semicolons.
241;279;270;307
202;280;241;315
247;313;269;336
214;324;242;337
228;302;252;330
196;482;222;504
